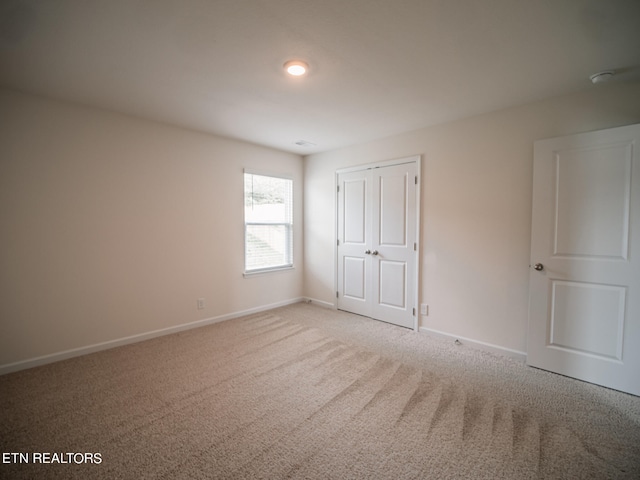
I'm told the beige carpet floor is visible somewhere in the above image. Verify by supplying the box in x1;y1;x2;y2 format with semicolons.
1;303;639;479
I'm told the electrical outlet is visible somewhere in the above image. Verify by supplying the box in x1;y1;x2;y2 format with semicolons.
197;298;205;310
420;304;428;316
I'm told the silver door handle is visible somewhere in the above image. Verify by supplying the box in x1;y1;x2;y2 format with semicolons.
371;250;379;256
533;263;544;271
365;250;371;255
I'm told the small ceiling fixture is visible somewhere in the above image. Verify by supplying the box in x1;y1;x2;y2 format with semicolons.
590;70;615;84
294;140;316;147
284;60;308;76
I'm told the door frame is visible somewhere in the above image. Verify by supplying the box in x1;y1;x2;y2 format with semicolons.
335;155;422;331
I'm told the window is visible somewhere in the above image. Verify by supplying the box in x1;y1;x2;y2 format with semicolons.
244;171;293;273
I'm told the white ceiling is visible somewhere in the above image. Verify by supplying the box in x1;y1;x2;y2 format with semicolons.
1;0;639;154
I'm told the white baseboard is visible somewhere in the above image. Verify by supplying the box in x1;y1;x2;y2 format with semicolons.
302;297;336;309
0;297;305;376
419;327;527;363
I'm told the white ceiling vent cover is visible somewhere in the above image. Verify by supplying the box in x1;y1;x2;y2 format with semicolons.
294;140;317;147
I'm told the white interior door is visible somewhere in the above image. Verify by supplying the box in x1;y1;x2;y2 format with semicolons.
527;124;640;396
337;169;371;318
337;159;418;329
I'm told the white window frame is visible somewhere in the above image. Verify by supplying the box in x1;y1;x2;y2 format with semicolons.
243;169;294;276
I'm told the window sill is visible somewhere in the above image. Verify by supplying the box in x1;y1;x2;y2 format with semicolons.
243;266;295;278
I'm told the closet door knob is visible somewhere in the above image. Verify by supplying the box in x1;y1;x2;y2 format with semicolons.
371;250;379;256
365;250;371;255
533;263;544;271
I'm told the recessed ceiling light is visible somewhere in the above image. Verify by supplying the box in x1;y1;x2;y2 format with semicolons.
284;60;308;76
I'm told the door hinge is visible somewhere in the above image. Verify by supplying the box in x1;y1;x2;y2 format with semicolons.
415;175;418;185
336;291;339;298
414;242;417;251
337;239;340;246
337;185;340;193
413;307;416;316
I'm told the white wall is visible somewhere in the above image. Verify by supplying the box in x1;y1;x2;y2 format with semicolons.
0;89;304;369
3;83;640;370
304;83;640;355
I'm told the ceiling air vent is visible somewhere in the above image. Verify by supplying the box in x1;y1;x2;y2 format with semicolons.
294;140;316;147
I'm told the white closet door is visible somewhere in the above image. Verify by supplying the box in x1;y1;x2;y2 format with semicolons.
337;160;418;329
337;169;371;318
